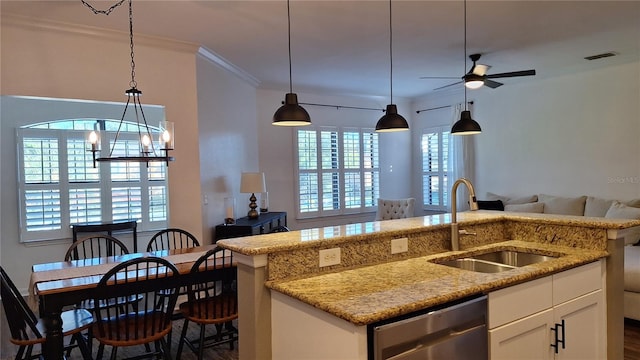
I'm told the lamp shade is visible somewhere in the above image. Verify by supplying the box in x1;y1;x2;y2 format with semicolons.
273;93;311;126
451;110;481;135
240;172;266;194
375;104;409;132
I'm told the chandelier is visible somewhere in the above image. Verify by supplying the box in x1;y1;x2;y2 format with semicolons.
84;0;174;167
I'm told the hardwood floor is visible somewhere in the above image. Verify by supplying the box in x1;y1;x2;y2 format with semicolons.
3;301;640;359
626;319;640;360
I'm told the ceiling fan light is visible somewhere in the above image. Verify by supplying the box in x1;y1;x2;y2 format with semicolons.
452;110;481;135
273;93;311;126
464;74;485;89
376;104;409;132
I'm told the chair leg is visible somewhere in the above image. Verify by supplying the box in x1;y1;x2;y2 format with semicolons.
96;343;105;360
175;318;189;360
14;345;26;360
74;332;92;360
198;323;206;360
159;338;172;360
109;346;118;360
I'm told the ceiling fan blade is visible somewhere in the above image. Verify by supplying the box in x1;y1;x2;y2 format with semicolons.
433;80;463;91
472;64;491;76
484;79;503;89
486;69;536;79
419;76;459;79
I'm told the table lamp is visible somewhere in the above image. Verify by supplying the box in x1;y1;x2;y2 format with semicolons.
240;172;266;219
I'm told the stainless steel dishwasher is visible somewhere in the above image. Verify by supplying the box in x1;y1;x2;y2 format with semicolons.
369;295;487;360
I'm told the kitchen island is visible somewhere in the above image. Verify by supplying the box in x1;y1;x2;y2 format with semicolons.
216;211;640;359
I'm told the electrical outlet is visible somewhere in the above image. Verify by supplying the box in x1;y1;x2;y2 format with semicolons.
391;237;408;254
319;248;341;267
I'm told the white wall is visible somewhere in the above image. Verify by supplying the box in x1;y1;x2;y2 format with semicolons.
413;60;640;203
0;17;202;291
196;52;260;243
257;89;412;230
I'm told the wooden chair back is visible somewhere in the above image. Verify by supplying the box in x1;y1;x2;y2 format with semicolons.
184;247;237;322
64;234;130;261
146;228;200;252
0;266;41;344
92;257;180;347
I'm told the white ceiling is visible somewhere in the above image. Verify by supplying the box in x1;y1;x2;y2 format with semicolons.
2;0;639;99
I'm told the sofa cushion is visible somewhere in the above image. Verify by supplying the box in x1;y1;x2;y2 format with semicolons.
584;196;614;217
505;202;544;213
477;200;504;211
486;192;538;205
538;194;586;216
605;201;640;220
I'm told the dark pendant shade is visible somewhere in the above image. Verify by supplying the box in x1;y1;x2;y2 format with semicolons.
452;110;481;135
375;104;409;132
272;93;311;126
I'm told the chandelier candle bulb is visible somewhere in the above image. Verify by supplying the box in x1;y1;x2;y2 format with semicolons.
141;134;151;154
159;121;174;150
88;131;99;151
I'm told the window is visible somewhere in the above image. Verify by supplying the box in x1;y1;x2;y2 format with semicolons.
17;119;168;242
422;126;450;210
296;127;379;218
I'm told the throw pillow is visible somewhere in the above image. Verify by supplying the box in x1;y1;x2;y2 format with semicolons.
584;196;614;217
504;202;544;213
605;201;640;220
477;200;504;211
486;192;538;205
538;194;587;216
626;199;640;208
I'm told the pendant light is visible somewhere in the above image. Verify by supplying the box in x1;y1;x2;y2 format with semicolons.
451;0;481;135
86;0;174;167
375;0;409;132
272;0;311;126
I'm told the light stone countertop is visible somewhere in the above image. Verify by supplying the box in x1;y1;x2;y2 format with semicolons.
217;211;640;256
217;211;640;326
265;240;607;326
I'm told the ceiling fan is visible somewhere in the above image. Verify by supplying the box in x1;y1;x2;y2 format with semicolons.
421;53;537;91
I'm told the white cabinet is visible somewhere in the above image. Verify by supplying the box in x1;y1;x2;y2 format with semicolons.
489;261;605;359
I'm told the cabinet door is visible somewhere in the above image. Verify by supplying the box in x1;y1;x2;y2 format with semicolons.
554;290;604;360
489;308;554;360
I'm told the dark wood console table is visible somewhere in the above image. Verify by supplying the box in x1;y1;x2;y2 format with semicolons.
71;220;138;252
214;212;287;241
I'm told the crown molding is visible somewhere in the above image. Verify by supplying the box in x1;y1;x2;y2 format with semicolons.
3;14;199;54
197;46;261;88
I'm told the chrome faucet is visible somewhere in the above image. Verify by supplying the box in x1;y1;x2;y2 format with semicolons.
450;177;479;251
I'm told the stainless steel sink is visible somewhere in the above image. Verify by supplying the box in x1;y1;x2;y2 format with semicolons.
470;250;557;267
436;258;516;273
432;250;558;273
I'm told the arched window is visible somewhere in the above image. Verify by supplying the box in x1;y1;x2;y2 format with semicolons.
17;118;168;242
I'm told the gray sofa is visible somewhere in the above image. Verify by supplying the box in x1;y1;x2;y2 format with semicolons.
482;192;640;321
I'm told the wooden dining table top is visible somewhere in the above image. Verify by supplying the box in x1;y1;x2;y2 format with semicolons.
31;244;223;296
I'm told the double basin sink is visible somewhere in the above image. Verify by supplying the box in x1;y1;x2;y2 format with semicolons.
431;250;558;273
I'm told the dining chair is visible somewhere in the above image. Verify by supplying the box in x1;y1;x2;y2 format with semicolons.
65;234;130;261
146;228;200;252
0;266;93;360
91;256;180;360
176;247;238;360
145;227;201;348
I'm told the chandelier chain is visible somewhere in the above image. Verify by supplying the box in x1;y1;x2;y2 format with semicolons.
80;0;126;16
128;0;137;88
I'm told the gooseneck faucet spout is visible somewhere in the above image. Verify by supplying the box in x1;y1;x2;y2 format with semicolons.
450;177;479;251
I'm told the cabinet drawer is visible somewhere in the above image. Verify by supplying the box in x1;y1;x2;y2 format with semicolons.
488;276;552;329
553;260;602;305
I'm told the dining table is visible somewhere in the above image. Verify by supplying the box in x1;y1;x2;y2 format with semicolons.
29;244;232;359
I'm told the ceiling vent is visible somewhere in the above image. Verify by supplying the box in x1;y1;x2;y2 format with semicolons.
584;52;618;61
